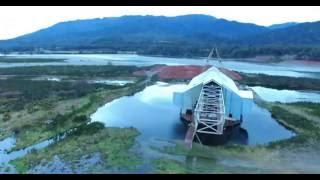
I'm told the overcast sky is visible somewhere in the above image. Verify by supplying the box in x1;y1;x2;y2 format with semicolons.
0;6;319;40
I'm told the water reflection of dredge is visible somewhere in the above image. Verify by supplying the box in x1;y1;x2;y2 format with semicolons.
173;48;253;148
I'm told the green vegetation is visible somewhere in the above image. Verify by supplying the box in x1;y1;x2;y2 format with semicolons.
237;73;320;91
11;122;141;173
270;106;319;134
264;102;320;149
152;141;281;173
0;65;149;77
1;15;320;60
0;65;149;151
2;79;146;151
151;102;320;173
218;45;320;61
288;102;320;117
140;45;320;61
2;64;320;173
0;79;117;112
153;159;187;174
0;65;152;173
0;56;66;63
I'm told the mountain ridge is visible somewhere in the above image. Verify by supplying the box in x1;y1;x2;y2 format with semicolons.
0;14;319;60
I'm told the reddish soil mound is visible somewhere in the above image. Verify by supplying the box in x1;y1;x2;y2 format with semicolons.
133;65;243;81
219;68;242;80
133;65;210;80
155;65;209;79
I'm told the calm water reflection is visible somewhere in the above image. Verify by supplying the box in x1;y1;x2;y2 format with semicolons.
90;82;295;145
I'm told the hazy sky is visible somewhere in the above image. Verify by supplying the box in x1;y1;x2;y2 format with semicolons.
0;6;319;40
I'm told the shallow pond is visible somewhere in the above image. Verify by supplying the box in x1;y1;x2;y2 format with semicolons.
251;86;320;103
0;137;52;164
0;130;70;165
90;82;295;146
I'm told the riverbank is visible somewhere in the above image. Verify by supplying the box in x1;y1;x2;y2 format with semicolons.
0;56;66;63
236;72;320;91
11;123;141;173
150;102;320;173
3;53;319;64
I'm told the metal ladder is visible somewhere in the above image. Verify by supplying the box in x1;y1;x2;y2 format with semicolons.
185;81;225;148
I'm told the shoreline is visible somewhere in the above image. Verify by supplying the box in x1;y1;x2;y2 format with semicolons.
2;53;320;66
0;53;305;64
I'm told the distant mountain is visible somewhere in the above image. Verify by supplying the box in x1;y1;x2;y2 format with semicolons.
0;15;320;60
268;22;298;29
0;15;267;51
244;21;320;45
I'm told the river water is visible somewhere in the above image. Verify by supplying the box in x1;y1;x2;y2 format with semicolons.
1;54;320;79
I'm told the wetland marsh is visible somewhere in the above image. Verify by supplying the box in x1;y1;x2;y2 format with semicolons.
0;56;320;173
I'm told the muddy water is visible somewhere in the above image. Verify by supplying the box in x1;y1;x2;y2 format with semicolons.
90;82;295;146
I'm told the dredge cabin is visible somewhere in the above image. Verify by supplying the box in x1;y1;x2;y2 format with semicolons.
173;65;253;148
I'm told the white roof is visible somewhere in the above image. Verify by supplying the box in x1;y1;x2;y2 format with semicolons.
186;66;253;99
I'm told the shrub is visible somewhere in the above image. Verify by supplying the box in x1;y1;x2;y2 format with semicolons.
72;115;88;123
3;111;11;122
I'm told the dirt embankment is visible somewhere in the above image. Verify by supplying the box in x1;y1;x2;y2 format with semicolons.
133;65;210;80
218;68;242;81
133;65;242;81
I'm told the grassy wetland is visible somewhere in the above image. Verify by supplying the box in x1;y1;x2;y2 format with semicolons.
0;60;320;173
0;64;150;173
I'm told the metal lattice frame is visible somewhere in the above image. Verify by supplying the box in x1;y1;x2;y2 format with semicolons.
193;81;225;139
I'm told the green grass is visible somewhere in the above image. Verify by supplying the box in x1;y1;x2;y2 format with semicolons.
237;72;320;91
289;102;320;117
6;79;147;151
151;102;320;173
153;159;187;174
0;65;153;173
161;140;270;162
0;65;150;77
10;122;141;173
152;143;280;173
270;106;319;134
0;64;149;150
265;102;320;149
0;57;65;63
0;78;118;112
